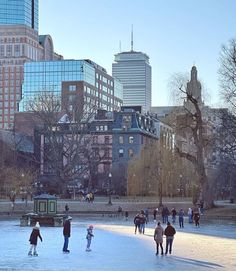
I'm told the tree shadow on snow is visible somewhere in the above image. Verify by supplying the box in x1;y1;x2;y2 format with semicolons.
170;256;223;269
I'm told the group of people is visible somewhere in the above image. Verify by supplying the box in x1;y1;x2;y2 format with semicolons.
28;216;94;256
152;206;201;228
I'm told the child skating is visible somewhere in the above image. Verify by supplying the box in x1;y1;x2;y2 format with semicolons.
28;222;43;256
86;225;94;252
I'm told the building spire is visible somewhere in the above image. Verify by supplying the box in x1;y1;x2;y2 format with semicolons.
131;24;134;51
119;40;122;52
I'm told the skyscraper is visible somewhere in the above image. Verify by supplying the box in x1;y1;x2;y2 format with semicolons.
112;39;152;113
0;0;39;31
0;0;60;129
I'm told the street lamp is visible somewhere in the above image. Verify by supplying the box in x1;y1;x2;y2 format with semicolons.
108;172;112;205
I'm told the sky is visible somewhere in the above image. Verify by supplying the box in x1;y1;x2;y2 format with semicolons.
39;0;236;108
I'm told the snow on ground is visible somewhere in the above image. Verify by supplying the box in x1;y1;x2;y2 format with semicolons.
0;217;236;271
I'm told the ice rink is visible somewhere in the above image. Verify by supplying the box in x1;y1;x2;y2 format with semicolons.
0;217;236;271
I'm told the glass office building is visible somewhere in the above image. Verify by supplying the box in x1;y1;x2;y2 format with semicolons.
20;59;123;112
0;0;38;31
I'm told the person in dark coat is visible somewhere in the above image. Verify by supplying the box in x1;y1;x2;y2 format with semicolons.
63;216;72;253
178;208;185;228
193;208;200;227
28;222;42;256
125;211;129;221
153;208;158;222
134;213;141;234
164;222;176;255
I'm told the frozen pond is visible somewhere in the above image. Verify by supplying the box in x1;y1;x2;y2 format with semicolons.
0;217;236;271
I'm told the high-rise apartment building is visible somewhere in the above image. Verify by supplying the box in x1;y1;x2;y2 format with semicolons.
112;50;152;113
0;0;61;129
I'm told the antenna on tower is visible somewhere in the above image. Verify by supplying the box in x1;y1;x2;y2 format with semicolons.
131;24;134;51
119;40;122;52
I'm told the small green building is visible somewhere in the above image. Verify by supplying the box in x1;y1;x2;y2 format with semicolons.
34;193;57;215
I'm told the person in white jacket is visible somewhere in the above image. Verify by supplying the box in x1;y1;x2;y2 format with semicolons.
154;222;164;255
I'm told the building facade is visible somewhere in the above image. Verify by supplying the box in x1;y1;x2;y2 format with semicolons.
19;59;123;115
112;51;152;113
0;0;61;129
35;108;160;195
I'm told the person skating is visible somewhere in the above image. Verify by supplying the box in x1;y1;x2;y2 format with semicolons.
193;209;200;227
28;222;42;256
164;222;176;255
139;210;147;234
171;208;177;223
153;208;158;222
154;222;164;255
178;208;185;228
134;213;141;234
86;225;94;252
63;216;72;253
188;207;193;223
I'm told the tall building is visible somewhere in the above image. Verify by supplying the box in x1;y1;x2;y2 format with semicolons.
112;48;152;113
0;0;38;31
19;59;123;115
0;0;61;129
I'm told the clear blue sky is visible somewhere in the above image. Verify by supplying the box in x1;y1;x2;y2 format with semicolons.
39;0;236;107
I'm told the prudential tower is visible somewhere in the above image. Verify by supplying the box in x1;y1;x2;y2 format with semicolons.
112;29;152;113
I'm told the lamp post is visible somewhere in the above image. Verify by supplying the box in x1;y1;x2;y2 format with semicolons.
108;172;112;205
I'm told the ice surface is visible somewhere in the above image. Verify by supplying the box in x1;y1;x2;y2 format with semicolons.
0;218;235;271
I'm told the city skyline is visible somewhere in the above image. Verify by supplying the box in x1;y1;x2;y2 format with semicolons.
39;0;236;108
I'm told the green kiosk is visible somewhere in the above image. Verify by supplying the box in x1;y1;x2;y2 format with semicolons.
20;194;66;227
34;193;57;215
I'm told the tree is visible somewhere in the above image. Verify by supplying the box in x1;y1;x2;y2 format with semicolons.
218;40;236;200
168;67;215;208
28;92;104;195
127;140;184;206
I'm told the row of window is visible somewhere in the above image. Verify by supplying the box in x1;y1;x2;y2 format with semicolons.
95;125;108;131
95;73;114;86
119;135;134;144
118;148;134;158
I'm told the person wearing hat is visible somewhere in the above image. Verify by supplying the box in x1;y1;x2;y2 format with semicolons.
28;222;43;256
86;225;94;252
63;216;72;253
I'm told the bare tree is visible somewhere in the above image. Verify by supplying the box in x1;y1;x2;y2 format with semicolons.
28;92;104;195
168;67;215;208
218;39;236;200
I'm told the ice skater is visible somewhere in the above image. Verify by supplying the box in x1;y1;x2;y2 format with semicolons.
164;222;176;255
86;225;94;251
63;216;72;253
154;222;164;255
28;222;42;256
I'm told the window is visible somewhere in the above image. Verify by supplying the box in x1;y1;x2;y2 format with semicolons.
129;136;134;144
69;85;76;91
104;136;109;144
119;136;124;144
128;148;134;158
118;149;124;158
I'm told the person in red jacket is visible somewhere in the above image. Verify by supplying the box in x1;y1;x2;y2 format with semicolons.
28;222;42;256
164;222;176;255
